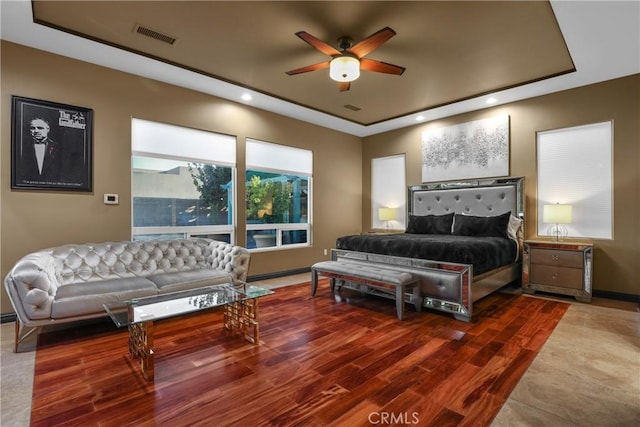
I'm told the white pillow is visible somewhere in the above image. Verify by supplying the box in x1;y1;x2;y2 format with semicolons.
508;215;523;242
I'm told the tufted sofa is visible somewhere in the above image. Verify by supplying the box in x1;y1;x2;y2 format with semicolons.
4;238;250;352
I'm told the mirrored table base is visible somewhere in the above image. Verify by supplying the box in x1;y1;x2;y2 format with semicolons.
126;296;264;382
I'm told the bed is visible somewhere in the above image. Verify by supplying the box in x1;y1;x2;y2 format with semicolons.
332;176;525;322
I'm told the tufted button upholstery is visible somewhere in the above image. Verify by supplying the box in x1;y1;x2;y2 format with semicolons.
8;252;59;320
5;238;250;323
50;239;217;284
412;186;516;217
208;241;251;283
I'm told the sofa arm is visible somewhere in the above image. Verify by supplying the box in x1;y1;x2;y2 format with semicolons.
4;251;61;322
208;241;251;284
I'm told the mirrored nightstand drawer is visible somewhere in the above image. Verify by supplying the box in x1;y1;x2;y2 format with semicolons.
523;240;593;303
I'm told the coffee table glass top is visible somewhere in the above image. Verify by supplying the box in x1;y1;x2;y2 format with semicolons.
103;284;274;327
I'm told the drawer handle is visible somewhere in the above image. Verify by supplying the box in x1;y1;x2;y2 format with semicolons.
552;255;560;261
552;274;558;280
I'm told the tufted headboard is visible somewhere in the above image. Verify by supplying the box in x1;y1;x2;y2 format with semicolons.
409;176;524;220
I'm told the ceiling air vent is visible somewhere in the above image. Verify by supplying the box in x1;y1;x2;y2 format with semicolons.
134;24;176;45
344;104;362;112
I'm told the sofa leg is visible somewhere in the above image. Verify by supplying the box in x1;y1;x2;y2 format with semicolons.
14;321;40;353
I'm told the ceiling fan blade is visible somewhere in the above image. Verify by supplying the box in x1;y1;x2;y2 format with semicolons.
360;58;406;75
348;27;396;58
295;31;341;57
285;61;330;75
339;81;351;92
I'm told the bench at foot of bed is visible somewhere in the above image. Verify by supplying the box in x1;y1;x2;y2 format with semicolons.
310;260;421;320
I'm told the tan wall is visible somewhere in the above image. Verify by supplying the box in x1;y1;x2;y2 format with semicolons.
2;41;637;316
1;41;363;314
363;74;640;296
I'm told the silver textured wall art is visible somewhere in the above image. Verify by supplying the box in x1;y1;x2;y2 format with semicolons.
421;114;509;182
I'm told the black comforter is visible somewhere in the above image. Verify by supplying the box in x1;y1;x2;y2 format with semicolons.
335;233;518;276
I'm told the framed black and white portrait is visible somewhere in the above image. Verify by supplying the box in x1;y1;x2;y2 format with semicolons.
11;96;93;191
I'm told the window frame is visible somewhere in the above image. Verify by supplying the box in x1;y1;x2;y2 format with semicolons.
131;152;237;242
536;121;613;240
371;154;407;230
245;139;312;252
131;118;237;242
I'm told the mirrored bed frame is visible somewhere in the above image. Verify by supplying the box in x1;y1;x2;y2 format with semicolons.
331;176;525;322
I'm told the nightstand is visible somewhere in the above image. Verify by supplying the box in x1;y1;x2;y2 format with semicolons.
522;240;593;302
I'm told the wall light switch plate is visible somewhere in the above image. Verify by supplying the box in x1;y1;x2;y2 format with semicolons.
104;194;119;205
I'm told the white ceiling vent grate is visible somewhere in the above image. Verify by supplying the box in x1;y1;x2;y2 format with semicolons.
134;24;176;45
344;104;362;111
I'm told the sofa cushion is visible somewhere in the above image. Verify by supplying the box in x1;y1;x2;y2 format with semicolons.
148;269;233;294
51;277;158;319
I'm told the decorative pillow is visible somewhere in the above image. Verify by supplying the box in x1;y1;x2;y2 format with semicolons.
507;215;523;242
452;211;511;239
405;212;454;235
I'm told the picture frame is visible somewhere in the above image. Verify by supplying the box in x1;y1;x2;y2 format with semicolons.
11;95;93;192
421;114;509;183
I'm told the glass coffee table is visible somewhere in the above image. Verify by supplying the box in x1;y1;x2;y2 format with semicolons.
103;283;274;381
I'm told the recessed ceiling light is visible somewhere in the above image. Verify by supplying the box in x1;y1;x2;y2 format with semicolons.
486;97;498;105
415;115;425;121
241;93;252;101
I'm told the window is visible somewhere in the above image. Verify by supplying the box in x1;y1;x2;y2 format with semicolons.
245;139;312;250
131;119;236;242
536;121;613;239
372;155;406;230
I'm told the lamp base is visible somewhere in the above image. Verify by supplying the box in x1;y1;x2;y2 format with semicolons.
547;224;568;241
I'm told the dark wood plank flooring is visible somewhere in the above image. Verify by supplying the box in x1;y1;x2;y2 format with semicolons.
30;280;568;426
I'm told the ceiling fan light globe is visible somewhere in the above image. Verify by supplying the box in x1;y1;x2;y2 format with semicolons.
329;56;360;82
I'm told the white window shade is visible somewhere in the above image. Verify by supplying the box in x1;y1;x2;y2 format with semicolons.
246;139;312;175
372;155;406;229
132;118;236;165
537;121;613;239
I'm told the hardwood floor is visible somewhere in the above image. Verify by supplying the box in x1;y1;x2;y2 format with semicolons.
30;280;569;426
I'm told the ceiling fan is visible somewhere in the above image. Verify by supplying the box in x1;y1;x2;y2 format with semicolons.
285;27;406;91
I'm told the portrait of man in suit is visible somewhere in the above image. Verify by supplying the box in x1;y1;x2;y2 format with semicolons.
17;117;63;184
11;96;93;191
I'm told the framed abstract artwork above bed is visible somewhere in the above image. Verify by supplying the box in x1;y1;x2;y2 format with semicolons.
421;114;509;183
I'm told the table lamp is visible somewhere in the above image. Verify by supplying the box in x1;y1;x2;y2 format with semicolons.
543;203;572;241
378;207;397;230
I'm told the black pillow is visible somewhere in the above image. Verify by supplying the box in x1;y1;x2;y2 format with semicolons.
405;212;454;235
452;212;511;239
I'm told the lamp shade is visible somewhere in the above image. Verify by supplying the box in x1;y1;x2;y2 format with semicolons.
329;56;360;82
543;204;573;224
378;207;397;221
